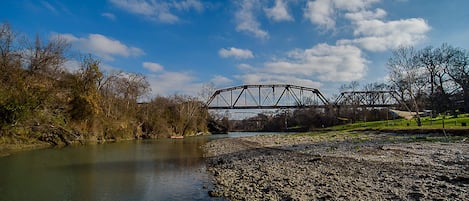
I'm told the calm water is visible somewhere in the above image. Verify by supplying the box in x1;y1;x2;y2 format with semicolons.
0;132;287;201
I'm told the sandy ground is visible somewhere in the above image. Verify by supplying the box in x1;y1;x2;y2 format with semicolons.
203;132;469;200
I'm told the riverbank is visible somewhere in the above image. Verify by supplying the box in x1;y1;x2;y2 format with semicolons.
203;131;469;200
0;142;49;157
0;130;212;157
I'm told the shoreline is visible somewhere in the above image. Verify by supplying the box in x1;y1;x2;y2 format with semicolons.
0;143;50;157
203;131;469;200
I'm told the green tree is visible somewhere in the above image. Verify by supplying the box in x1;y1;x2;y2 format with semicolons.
69;55;103;121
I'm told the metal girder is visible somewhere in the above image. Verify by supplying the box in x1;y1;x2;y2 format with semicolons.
334;90;400;108
206;84;330;110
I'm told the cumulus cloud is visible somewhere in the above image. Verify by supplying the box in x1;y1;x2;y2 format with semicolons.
219;47;254;59
235;0;269;39
108;0;204;23
264;43;368;81
210;75;233;86
344;8;386;21
304;0;380;30
146;71;202;96
234;43;368;90
304;0;335;30
143;62;164;72
264;0;294;22
338;18;431;51
56;33;144;60
236;73;322;88
303;0;430;51
63;59;81;72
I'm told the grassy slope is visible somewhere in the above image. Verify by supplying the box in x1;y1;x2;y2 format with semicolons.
287;114;469;144
329;114;469;132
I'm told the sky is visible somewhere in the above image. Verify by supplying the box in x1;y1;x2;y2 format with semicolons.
1;0;469;100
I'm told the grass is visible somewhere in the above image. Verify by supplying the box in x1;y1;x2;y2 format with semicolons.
287;114;469;144
330;113;469;131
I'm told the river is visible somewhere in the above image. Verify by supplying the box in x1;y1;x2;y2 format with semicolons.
0;132;287;201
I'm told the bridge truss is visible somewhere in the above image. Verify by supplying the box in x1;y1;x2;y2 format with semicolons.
206;84;330;109
334;90;400;108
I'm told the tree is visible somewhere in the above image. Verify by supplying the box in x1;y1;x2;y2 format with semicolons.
445;45;469;112
387;46;425;126
27;34;69;75
69;56;103;121
417;44;456;114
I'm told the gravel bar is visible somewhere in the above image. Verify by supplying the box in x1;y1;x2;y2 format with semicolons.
203;132;469;200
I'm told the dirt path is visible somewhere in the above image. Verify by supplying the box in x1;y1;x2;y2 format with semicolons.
203;132;469;200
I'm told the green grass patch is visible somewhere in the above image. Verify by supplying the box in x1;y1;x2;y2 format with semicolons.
329;114;469;131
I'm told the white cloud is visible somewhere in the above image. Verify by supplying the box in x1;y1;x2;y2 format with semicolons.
235;0;269;39
108;0;203;23
237;63;255;71
102;12;116;20
264;43;368;81
338;18;431;51
63;59;81;72
235;43;368;86
232;43;368;93
333;0;380;11
210;75;233;86
219;47;254;59
264;0;294;22
303;0;430;51
56;33;144;60
147;71;202;96
236;73;322;88
173;0;204;12
40;1;58;14
304;0;380;30
304;0;335;30
143;62;164;72
344;8;386;21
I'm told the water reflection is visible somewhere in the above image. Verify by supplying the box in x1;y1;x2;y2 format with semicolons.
0;132;285;201
0;138;213;201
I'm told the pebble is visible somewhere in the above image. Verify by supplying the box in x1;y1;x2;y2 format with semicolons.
203;133;469;200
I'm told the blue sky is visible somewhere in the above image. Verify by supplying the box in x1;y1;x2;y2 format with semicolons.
2;0;469;99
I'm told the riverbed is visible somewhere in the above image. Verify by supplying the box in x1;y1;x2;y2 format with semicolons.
204;132;469;200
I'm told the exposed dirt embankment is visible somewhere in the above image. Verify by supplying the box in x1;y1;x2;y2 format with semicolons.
203;132;469;200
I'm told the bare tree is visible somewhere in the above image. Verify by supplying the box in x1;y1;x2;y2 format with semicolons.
387;46;425;126
0;23;22;83
445;45;469;112
417;44;456;114
26;34;70;75
199;82;216;103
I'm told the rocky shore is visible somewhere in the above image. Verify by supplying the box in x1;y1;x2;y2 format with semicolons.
203;132;469;200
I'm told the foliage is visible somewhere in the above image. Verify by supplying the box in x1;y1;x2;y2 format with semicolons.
0;23;210;146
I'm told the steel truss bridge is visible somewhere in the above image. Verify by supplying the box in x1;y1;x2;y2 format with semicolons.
334;90;400;108
206;84;329;109
206;84;401;110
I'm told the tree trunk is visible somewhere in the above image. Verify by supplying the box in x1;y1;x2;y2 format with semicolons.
464;88;469;113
